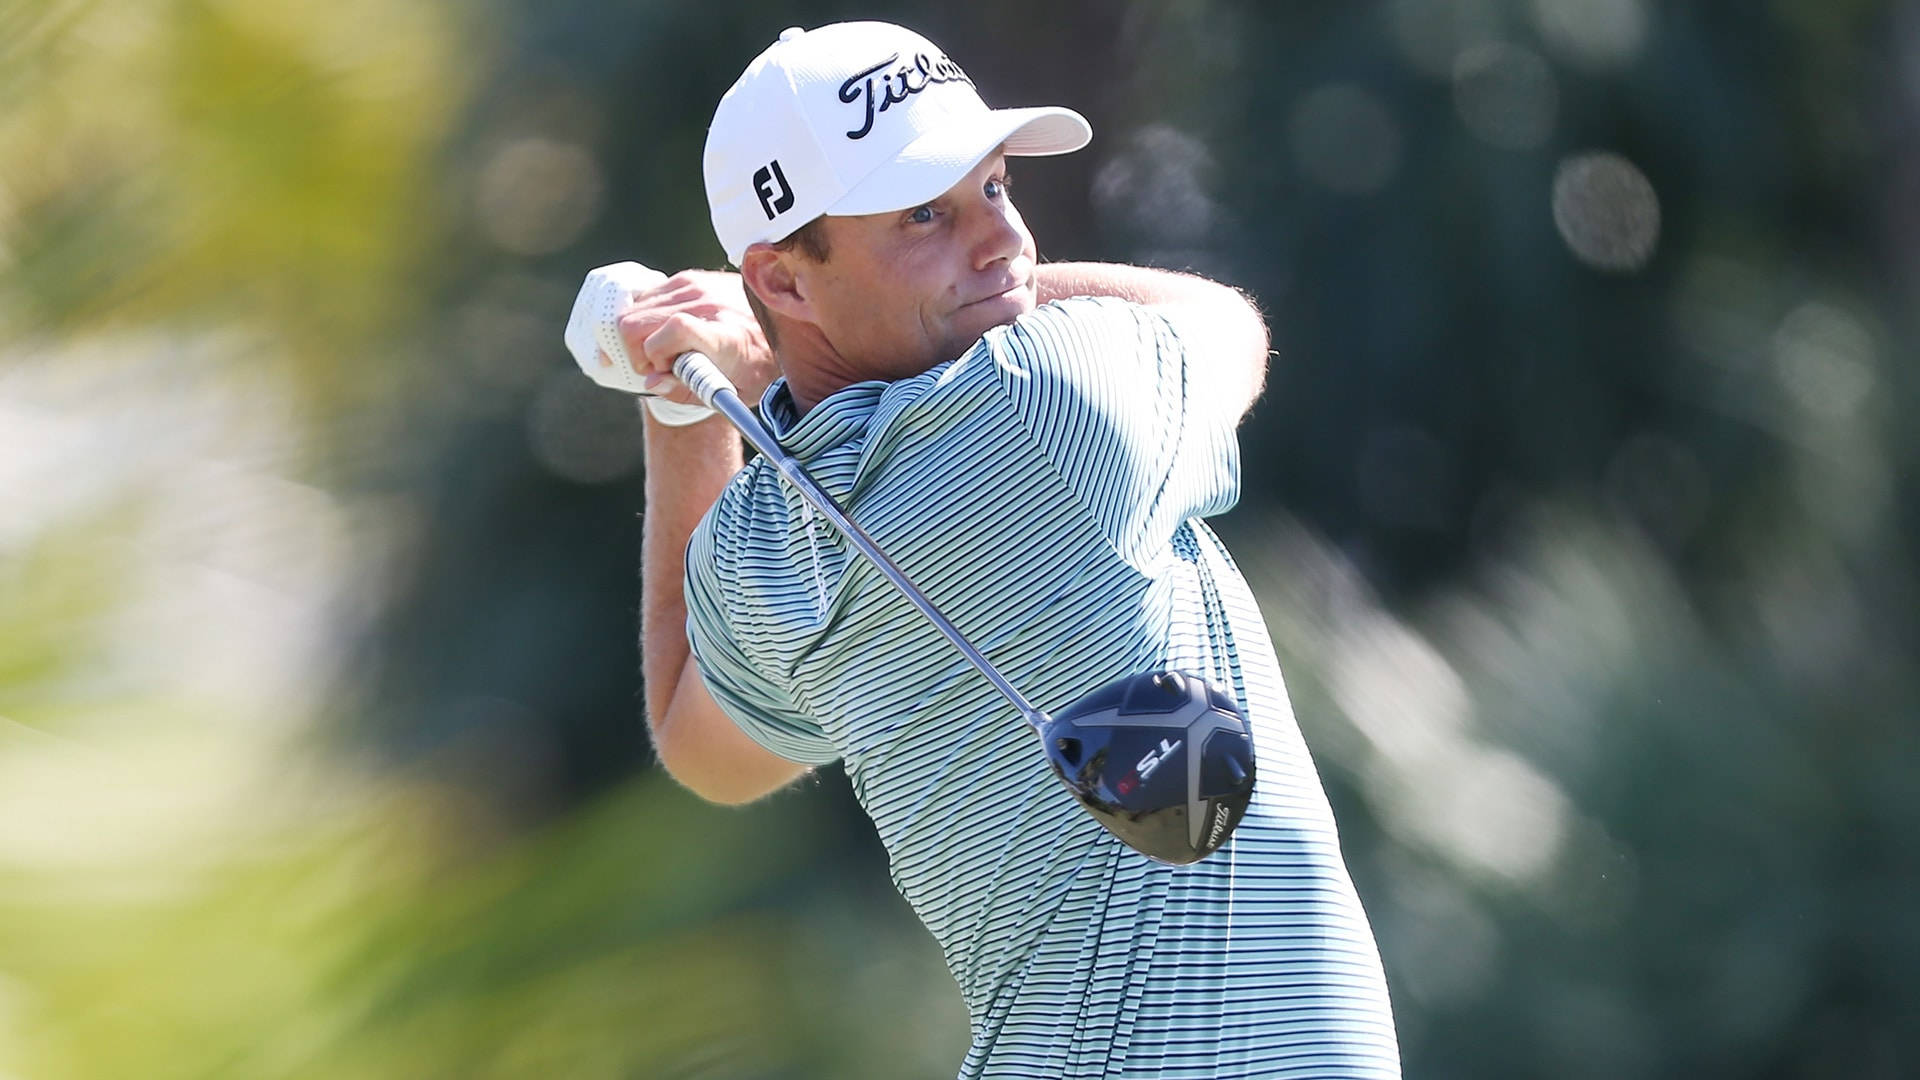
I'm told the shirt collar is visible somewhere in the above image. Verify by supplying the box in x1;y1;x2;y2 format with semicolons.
759;377;890;460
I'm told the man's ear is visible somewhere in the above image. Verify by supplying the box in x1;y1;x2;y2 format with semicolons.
740;244;810;322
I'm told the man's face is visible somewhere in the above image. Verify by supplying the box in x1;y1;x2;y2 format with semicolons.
798;152;1037;378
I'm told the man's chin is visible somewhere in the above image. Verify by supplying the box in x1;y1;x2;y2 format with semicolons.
957;290;1036;338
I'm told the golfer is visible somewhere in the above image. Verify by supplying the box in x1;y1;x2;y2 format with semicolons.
618;21;1399;1078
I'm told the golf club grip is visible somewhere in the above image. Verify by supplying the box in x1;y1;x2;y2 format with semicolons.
671;351;731;410
668;352;781;466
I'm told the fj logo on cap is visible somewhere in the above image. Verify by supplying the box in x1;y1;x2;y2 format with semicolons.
753;160;795;220
837;52;974;140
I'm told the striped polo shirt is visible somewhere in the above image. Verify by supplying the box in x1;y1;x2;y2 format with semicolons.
683;297;1399;1078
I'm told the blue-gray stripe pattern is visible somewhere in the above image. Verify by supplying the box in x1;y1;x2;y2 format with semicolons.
684;298;1399;1077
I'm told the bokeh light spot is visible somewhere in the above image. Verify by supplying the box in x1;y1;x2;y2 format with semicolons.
1552;152;1660;272
474;137;606;256
1772;301;1876;419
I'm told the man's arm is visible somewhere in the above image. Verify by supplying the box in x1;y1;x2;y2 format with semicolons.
641;416;808;804
625;273;808;805
1035;262;1270;423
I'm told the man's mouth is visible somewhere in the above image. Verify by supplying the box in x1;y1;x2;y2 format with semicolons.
962;280;1032;309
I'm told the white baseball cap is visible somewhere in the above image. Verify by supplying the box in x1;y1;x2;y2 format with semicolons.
703;22;1092;266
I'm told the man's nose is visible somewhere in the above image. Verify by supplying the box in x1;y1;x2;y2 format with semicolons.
968;198;1025;270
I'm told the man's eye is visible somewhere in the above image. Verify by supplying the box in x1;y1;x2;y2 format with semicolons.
986;176;1011;199
908;205;935;224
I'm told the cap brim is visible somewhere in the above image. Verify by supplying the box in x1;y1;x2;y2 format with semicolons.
825;106;1091;217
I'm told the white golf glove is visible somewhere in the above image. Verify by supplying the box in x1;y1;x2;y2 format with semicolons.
562;261;716;425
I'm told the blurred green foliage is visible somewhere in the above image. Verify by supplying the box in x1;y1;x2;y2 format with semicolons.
0;771;961;1077
0;0;464;411
2;0;1916;1076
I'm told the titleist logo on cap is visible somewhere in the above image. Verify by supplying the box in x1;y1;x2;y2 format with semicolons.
703;21;1090;265
837;52;974;140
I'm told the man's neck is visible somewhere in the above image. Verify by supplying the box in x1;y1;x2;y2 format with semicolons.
779;356;860;416
775;333;909;416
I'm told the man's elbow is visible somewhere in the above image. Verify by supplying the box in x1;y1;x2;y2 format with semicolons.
663;767;773;807
1209;283;1270;420
1236;293;1271;410
650;721;807;806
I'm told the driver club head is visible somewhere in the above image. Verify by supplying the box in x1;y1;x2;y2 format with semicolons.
1042;670;1257;865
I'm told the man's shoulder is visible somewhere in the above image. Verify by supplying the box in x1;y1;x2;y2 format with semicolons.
690;458;785;567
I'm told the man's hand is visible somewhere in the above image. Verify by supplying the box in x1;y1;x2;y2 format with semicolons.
611;270;780;408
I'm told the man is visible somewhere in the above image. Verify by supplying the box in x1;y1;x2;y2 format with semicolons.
606;21;1399;1078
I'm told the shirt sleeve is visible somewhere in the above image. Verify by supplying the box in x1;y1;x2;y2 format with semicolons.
682;510;842;766
986;296;1241;561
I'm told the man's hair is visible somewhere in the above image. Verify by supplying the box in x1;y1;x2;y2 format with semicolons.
745;217;831;351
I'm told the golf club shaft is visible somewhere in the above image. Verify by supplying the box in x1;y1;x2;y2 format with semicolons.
672;352;1050;732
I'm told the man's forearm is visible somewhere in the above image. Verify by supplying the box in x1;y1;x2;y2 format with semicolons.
1036;261;1270;419
640;413;743;733
1036;262;1234;307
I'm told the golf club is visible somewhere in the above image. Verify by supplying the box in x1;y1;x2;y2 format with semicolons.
667;349;1257;865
